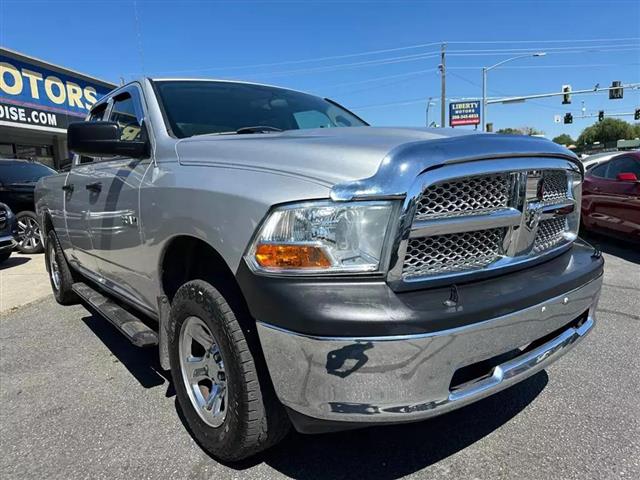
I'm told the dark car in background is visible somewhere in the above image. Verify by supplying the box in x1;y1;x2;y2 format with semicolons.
582;151;640;241
0;203;18;264
0;159;56;253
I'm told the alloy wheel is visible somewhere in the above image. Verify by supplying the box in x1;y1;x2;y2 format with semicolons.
17;216;41;251
178;316;228;427
48;242;61;291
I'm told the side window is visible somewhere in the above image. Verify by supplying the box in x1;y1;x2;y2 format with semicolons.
89;103;107;122
606;156;640;178
590;163;608;178
109;93;145;142
78;103;108;164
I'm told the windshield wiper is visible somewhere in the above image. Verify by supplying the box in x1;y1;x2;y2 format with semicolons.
235;126;283;134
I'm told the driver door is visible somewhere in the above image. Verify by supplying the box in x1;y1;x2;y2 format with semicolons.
87;86;155;312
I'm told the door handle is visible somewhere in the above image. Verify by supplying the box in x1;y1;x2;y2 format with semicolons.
86;182;102;192
62;184;74;192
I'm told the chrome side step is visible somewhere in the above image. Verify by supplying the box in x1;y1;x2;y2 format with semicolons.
72;282;158;347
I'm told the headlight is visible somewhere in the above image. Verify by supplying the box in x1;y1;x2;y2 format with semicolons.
246;200;396;274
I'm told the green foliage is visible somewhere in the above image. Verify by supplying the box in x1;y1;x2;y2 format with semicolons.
552;133;575;145
496;126;544;136
576;118;638;147
496;127;523;135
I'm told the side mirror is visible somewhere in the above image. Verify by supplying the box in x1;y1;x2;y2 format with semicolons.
616;172;638;182
67;121;149;158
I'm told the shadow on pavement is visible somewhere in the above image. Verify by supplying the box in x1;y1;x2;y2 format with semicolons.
0;255;31;270
580;232;640;265
81;313;173;395
255;372;548;479
178;371;548;477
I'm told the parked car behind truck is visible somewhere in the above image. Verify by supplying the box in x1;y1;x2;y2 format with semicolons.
582;151;640;241
0;202;18;264
0;158;56;253
35;78;604;461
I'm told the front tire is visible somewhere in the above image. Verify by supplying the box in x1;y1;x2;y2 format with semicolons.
169;280;289;462
16;211;44;254
45;230;79;305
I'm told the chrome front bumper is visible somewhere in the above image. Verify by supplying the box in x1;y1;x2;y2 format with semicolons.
257;275;602;424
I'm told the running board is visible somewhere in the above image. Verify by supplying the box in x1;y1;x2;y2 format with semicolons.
72;282;158;347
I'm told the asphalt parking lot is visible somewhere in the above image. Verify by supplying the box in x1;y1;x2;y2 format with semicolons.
1;233;638;480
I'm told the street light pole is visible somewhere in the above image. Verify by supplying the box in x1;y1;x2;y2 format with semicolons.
426;97;435;127
482;52;546;132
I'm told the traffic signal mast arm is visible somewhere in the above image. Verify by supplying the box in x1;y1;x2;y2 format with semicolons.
486;82;640;105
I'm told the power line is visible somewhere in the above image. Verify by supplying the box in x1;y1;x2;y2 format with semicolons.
245;52;441;78
448;46;640;57
446;37;640;45
323;68;439;95
127;37;640;76
450;63;640;70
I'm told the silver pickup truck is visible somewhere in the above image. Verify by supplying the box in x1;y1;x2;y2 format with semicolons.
35;78;603;461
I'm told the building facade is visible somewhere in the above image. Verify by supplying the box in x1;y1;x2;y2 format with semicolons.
0;47;115;170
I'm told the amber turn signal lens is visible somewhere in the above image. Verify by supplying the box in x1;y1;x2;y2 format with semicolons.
255;244;332;269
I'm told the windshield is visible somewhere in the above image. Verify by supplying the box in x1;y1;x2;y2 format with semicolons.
0;162;56;183
153;80;368;139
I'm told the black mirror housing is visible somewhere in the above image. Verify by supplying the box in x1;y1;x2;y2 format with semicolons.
67;121;149;158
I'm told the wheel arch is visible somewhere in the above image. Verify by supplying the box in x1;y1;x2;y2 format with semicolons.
159;234;246;311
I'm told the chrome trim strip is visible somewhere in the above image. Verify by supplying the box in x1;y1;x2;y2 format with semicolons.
409;208;521;237
448;316;592;402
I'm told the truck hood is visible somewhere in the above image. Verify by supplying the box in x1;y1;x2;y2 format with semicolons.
175;127;478;187
174;126;577;195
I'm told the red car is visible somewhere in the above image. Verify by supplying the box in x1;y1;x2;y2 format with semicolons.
582;151;640;241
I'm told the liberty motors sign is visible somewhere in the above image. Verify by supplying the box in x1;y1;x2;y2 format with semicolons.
449;100;481;127
0;48;114;133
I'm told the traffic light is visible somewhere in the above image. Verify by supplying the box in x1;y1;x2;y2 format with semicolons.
562;85;572;104
563;113;573;124
598;110;605;122
609;81;623;99
635;108;640;121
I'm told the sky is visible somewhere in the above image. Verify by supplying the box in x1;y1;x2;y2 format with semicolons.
1;0;639;140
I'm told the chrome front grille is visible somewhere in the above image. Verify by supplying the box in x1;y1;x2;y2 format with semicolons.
403;228;504;278
533;216;567;254
415;174;510;220
0;208;7;229
397;163;579;284
541;170;569;204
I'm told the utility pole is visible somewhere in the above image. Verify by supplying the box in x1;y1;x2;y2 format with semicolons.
482;67;487;132
440;43;446;128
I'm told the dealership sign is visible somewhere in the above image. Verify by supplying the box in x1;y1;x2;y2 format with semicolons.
449;100;481;127
0;48;114;133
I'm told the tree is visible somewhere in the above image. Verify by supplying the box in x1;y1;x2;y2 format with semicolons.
576;118;637;147
496;127;523;135
552;134;575;146
519;126;544;136
496;126;544;136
